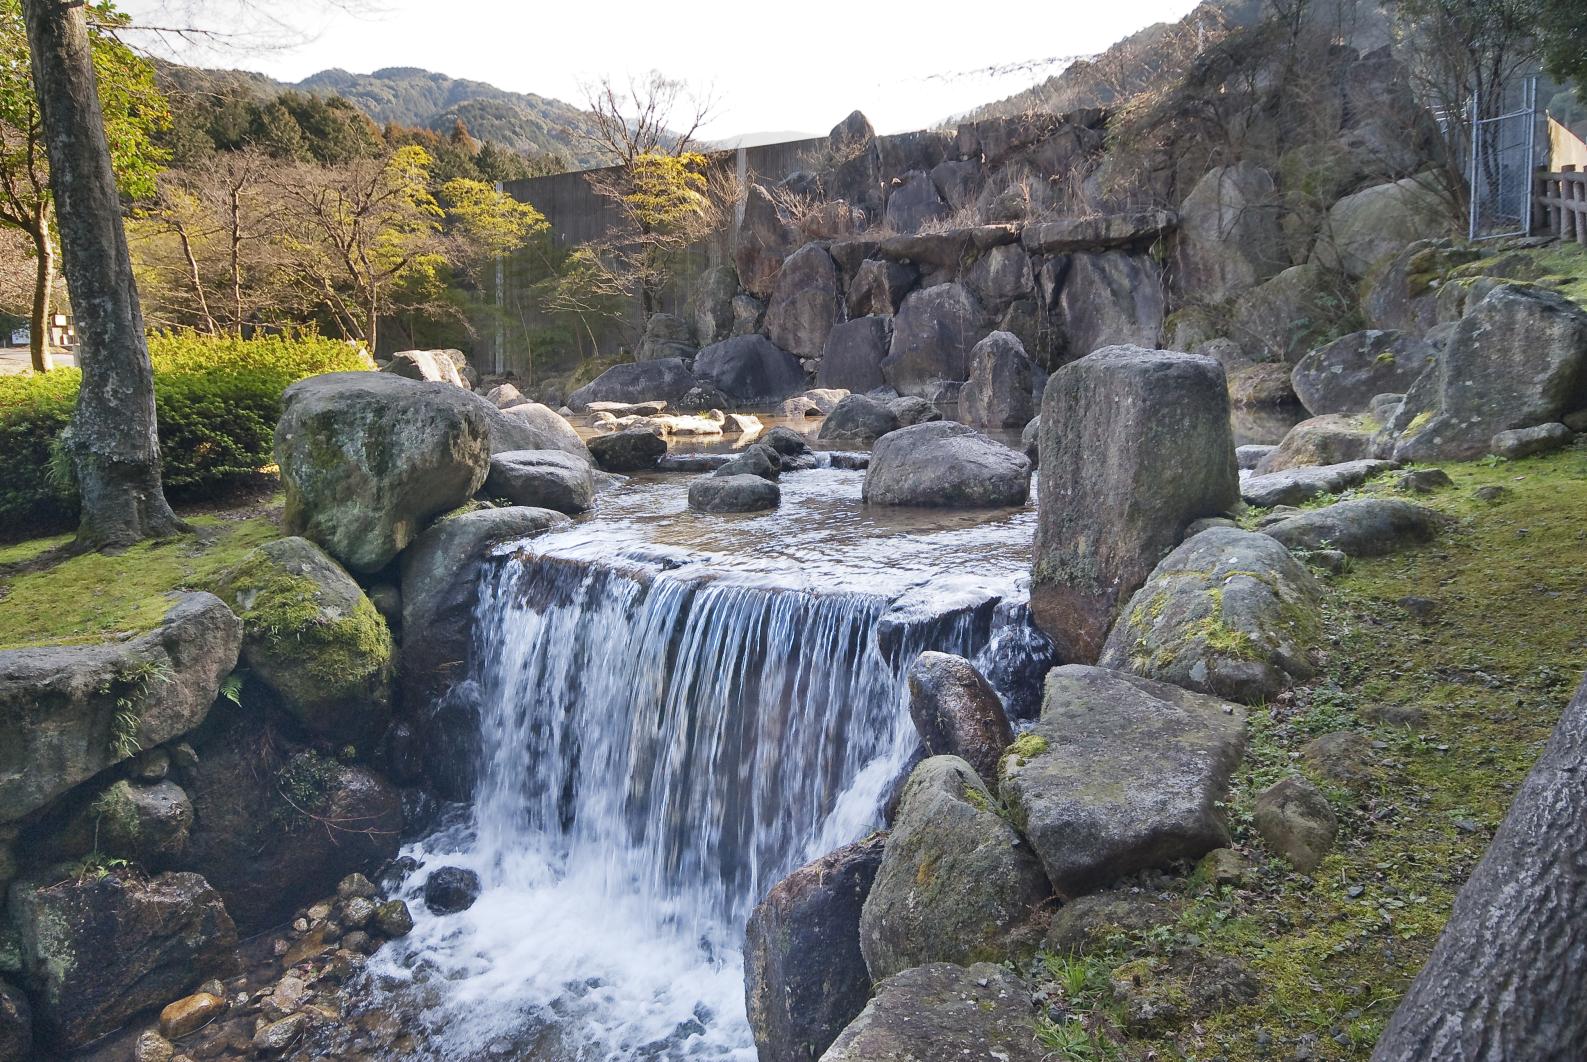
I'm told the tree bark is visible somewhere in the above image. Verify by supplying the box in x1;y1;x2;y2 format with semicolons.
29;215;53;372
1371;671;1587;1061
22;0;183;550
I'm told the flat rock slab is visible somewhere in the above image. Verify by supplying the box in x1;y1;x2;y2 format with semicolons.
1000;665;1247;897
1259;498;1445;557
819;962;1044;1062
1241;459;1399;507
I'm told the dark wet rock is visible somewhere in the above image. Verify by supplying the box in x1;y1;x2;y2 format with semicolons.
1491;422;1574;459
424;866;481;914
818;394;899;441
212;536;392;745
484;449;596;513
1241;459;1399;508
0;981;29;1062
374;898;414;937
1100;527;1322;705
276;372;490;572
1259;498;1445;557
859;757;1050;979
819;316;892;394
658;453;734;473
1254;777;1337;872
567;358;699;412
0;593;240;824
714;443;781;481
906;652;1012;783
744;834;885;1062
846;260;916;318
9;871;237;1051
1059;251;1165;360
694;335;807;406
56;778;193;866
1291;330;1434;416
1255;414;1377;475
252;1013;310;1056
689;474;781;513
880;283;988;398
1000;666;1247;897
766;244;841;361
1044;891;1175;956
588;427;668;472
959;330;1038;429
820;962;1042;1062
1030;347;1237;662
863;421;1030;508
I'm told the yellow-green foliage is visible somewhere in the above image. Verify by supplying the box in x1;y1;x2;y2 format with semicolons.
1004;733;1050;768
0;333;371;534
0;507;283;648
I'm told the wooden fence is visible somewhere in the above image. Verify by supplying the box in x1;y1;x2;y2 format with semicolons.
1535;170;1587;245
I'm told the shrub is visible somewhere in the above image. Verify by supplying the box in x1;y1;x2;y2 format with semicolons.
0;332;371;534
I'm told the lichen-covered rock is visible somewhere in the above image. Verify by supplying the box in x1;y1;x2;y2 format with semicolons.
1059;251;1165;360
1254;414;1377;474
1312;175;1449;278
212;537;392;745
1291;330;1434;416
484;449;595;513
1174;162;1286;303
1253;777;1337;872
1259;498;1444;557
881;283;988;398
819;962;1043;1062
863;421;1030;508
694;335;807;406
566;359;699;412
1030;347;1238;662
766;244;841;361
818;393;900;441
1360;239;1477;333
588;426;667;472
1099;528;1322;705
744;834;885;1062
1241;459;1399;508
1229;263;1355;363
906;652;1012;783
859;757;1050;980
1044;891;1175;956
959;330;1038;429
688;474;781;513
1227;363;1298;407
276;372;490;572
8;871;237;1051
0;593;240;824
1000;665;1247;897
1491;422;1574;459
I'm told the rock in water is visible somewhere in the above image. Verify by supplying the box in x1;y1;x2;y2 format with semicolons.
906;652;1013;783
383;348;466;387
566;358;698;412
819;962;1044;1062
587;426;667;472
713;444;781;481
424;866;482;914
959;330;1038;429
484;449;596;513
1259;498;1444;557
693;335;807;406
1030;347;1238;662
863;421;1030;508
688;474;781;513
9;871;237;1051
1099;527;1322;705
1000;665;1247;897
859;756;1050;980
212;537;393;745
818;394;900;441
744;834;886;1062
766;244;841;361
275;372;491;572
819;316;893;395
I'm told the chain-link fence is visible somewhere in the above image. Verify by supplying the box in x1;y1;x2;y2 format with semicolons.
1468;76;1540;241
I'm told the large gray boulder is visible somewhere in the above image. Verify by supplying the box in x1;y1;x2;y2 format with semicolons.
735;183;798;298
959;330;1038;429
818;393;900;441
1312;175;1448;278
1099;528;1322;705
1241;459;1399;507
1000;665;1247;897
819;316;892;394
766;244;841;361
692;264;739;346
1291;330;1434;416
1031;347;1238;662
0;593;240;824
276;372;491;572
863;421;1030;508
964;244;1033;313
382;348;466;387
694;335;807;406
484;449;595;513
9;871;237;1051
1229;263;1355;364
907;652;1012;784
476;398;590;460
859;756;1050;980
846;260;916;318
635;312;696;361
819;962;1043;1062
1174;162;1286;303
1259;498;1444;557
1255;413;1377;474
881;283;988;398
211;537;392;745
588;426;667;472
1392;284;1587;461
1059;251;1165;359
688;474;780;513
567;358;698;412
744;834;886;1062
1491;422;1574;459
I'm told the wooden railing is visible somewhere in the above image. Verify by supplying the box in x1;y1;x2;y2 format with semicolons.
1535;170;1587;245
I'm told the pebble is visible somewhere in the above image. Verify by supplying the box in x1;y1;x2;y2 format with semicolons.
134;1030;174;1062
1345;885;1365;898
158;991;226;1039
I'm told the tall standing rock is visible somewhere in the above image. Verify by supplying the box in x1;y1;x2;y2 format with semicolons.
819;316;893;394
275;372;491;573
1030;347;1238;662
1059;252;1165;360
881;283;988;398
765;244;841;362
906;652;1013;783
692;264;740;346
1174;162;1286;304
735;183;798;299
959;330;1038;429
744;834;886;1062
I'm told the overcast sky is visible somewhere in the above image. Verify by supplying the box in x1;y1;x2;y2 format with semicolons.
120;0;1201;139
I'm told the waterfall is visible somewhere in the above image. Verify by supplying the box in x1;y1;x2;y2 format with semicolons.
371;544;1044;1061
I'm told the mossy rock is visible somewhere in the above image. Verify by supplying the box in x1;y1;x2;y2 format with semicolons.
212;537;392;745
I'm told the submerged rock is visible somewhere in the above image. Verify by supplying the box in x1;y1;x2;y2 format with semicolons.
819;962;1043;1062
863;421;1030;508
424;866;482;914
906;652;1013;783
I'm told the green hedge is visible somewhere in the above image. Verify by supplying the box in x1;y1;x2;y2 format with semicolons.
0;333;372;533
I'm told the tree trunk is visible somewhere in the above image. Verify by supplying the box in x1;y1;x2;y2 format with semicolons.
1371;671;1587;1061
22;0;184;550
29;218;54;372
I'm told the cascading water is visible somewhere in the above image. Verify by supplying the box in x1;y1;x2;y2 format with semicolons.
367;467;1048;1060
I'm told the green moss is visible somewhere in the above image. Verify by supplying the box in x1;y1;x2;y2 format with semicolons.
0;506;284;648
1403;410;1434;437
272;749;341;828
1006;734;1049;763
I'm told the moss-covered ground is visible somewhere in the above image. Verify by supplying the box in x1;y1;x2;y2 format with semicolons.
0;497;284;649
1034;443;1587;1060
